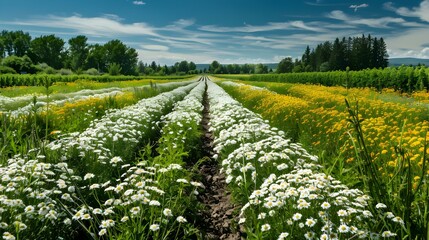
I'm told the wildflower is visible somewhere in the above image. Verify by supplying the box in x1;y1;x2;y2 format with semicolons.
99;229;107;236
278;232;289;240
163;208;173;217
2;232;15;240
261;224;271;232
84;173;95;180
292;213;302;221
176;179;188;184
149;200;160;206
176;216;187;223
130;207;140;215
110;156;123;165
82;214;91;220
93;208;103;215
238;218;246;224
320;202;330;209
100;219;115;228
392;216;404;225
338;224;349;233
24;205;35;214
381;231;397;237
305;218;317;227
376;203;387;209
337;209;348;217
304;231;315;240
385;212;394;219
149;224;160;231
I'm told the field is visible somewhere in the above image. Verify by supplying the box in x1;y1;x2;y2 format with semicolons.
0;75;428;239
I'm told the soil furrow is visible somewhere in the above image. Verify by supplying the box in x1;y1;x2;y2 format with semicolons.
197;77;241;240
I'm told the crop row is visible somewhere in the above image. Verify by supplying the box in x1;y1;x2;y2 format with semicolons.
0;81;201;239
0;74;194;88
207;81;399;239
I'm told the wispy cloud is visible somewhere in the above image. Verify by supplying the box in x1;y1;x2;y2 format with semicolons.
327;10;406;28
384;1;429;22
0;14;159;37
141;45;169;51
199;21;325;33
132;1;145;5
350;3;368;12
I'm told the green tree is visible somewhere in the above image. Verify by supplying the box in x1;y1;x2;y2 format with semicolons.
86;44;106;72
108;63;122;75
189;61;196;71
104;39;138;75
0;30;32;57
68;35;89;71
209;60;221;74
277;57;294;73
29;34;65;69
178;60;189;73
255;63;268;74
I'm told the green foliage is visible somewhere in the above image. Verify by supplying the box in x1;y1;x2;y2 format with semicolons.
0;65;17;74
241;66;429;93
28;34;66;69
108;63;122;76
1;55;36;73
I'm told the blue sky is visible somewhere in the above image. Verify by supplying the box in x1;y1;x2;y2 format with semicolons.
1;0;429;65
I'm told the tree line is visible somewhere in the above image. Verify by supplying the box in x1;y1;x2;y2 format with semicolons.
207;60;273;74
277;34;389;73
0;30;200;76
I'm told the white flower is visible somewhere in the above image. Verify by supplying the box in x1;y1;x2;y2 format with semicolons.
238;218;246;224
338;224;349;233
320;202;331;209
24;205;35;213
376;203;387;209
278;232;289;240
98;229;107;236
110;156;123;164
84;173;95;180
292;213;302;221
163;208;173;217
304;231;314;240
121;216;129;222
149;224;160;231
261;224;271;232
176;216;187;223
337;209;348;217
381;231;397;237
149;200;160;206
176;179;188;184
130;207;140;215
305;218;317;227
2;232;15;240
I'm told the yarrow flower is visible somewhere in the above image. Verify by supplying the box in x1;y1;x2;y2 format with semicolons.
149;224;160;231
261;224;271;232
176;216;187;223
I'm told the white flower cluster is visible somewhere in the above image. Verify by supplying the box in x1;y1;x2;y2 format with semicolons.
0;156;78;239
157;81;205;158
206;81;397;239
46;82;199;166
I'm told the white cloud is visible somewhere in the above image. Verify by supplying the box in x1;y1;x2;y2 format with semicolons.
327;10;405;28
349;4;369;12
384;1;429;22
327;10;350;21
132;1;145;5
141;45;169;51
199;21;325;33
1;14;159;37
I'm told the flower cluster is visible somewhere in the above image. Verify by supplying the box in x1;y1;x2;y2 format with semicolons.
157;81;205;165
46;82;199;168
0;156;79;239
207;81;396;239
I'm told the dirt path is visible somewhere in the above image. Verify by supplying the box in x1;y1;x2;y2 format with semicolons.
197;77;241;240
